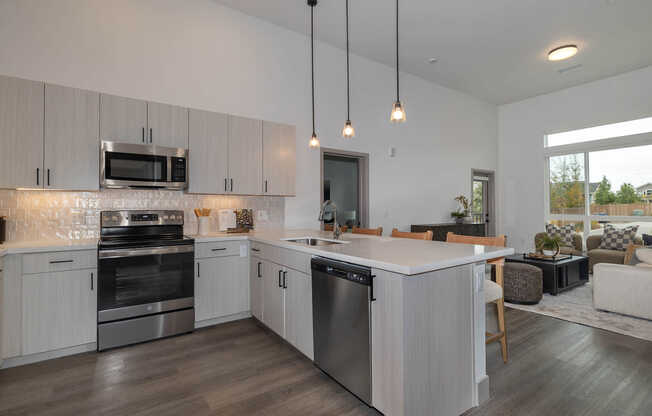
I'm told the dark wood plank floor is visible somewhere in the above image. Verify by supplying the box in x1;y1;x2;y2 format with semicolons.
1;309;651;416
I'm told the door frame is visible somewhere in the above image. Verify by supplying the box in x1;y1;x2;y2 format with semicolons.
320;148;370;228
471;169;496;236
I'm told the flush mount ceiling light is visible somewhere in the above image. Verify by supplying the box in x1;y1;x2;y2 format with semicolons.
341;0;355;139
390;0;406;123
308;0;320;148
548;45;578;61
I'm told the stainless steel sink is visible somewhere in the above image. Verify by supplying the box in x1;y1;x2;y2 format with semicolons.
283;237;347;246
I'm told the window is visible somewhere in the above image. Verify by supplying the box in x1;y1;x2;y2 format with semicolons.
545;117;652;240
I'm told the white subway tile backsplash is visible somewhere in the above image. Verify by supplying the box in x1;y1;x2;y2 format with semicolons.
0;189;285;242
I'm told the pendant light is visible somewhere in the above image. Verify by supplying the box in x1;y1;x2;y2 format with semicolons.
308;0;320;148
341;0;355;139
390;0;406;123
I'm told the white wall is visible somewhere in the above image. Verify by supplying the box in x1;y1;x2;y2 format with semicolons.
498;65;652;251
0;0;498;234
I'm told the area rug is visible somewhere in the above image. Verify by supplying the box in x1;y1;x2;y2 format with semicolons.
505;281;652;342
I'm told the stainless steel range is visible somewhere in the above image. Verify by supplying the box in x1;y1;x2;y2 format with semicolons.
97;210;195;351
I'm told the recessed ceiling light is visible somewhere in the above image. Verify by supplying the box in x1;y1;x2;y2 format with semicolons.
548;45;578;61
427;57;438;64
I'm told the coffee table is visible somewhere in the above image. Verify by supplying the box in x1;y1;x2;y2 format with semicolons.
505;254;589;296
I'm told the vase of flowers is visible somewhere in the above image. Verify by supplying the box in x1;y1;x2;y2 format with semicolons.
451;195;470;224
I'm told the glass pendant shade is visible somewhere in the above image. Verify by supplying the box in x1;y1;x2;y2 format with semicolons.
342;120;355;138
309;132;320;148
390;101;406;123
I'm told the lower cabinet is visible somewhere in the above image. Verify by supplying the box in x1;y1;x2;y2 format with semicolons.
195;254;249;322
257;256;314;360
22;269;97;355
250;255;264;321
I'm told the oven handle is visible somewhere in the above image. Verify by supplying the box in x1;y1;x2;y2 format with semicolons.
98;245;194;259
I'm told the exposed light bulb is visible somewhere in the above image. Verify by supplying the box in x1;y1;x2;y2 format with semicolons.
309;132;320;148
342;120;355;138
390;101;406;123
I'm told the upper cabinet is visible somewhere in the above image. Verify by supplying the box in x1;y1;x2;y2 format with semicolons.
188;109;229;194
44;84;100;191
227;115;263;195
0;75;44;189
147;102;188;148
99;94;147;144
99;94;188;148
263;121;296;196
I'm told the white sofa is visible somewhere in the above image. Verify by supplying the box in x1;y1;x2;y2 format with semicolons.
593;263;652;320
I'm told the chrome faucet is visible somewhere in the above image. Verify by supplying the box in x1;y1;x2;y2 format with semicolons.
318;200;341;240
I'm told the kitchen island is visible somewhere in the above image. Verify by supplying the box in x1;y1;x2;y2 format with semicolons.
194;229;514;416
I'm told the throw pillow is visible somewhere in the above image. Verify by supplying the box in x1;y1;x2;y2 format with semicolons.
599;224;639;251
642;234;652;246
624;244;643;265
545;223;575;247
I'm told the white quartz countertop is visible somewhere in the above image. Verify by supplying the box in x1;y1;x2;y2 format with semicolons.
192;229;515;275
0;239;98;256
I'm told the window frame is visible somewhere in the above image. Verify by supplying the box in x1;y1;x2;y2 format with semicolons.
544;131;652;242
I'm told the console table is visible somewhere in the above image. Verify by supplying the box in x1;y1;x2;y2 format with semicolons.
411;222;486;241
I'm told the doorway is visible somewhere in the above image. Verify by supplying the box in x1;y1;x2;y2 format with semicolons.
471;169;496;236
320;149;369;229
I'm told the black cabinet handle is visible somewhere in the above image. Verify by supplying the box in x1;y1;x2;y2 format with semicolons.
197;262;200;278
278;270;282;288
265;180;268;193
47;169;51;186
211;248;226;251
370;275;377;302
149;128;153;143
230;178;234;192
90;272;94;291
224;178;228;192
251;248;260;252
142;127;145;143
257;262;262;278
49;259;73;264
282;271;287;289
36;168;40;186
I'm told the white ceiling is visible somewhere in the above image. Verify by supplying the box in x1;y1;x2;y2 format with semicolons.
214;0;652;104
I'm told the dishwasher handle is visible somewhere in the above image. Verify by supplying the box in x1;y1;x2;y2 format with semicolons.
370;275;377;302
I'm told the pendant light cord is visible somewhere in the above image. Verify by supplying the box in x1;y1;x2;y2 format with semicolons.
311;4;316;135
395;0;400;102
345;0;351;121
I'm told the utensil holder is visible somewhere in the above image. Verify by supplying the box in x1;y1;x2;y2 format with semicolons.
198;217;210;236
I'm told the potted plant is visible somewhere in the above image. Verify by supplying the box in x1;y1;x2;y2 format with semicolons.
451;195;470;224
537;234;562;257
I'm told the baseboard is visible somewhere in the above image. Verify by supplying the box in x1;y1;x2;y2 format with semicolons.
194;311;252;329
477;375;490;405
1;342;96;369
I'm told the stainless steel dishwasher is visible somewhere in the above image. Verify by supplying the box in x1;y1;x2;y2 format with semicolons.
312;257;374;406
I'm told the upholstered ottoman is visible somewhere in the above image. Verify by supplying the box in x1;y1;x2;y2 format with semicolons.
503;263;543;304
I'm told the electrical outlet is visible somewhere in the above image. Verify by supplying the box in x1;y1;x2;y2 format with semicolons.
256;210;269;221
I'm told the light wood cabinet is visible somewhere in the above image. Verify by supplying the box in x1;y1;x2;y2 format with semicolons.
44;84;100;191
0;75;44;189
262;260;284;336
263;121;296;196
22;269;97;355
188;109;229;194
250;255;264;321
284;269;313;359
194;255;249;323
147;101;188;148
228;115;263;195
99;94;148;144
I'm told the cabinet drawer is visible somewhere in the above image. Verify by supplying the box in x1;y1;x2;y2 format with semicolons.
280;248;311;274
196;241;244;259
250;241;280;262
22;250;97;274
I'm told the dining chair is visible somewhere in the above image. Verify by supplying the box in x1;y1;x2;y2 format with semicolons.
390;228;433;241
446;232;509;363
352;226;383;236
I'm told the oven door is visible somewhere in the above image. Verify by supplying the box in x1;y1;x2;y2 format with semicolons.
98;245;194;323
100;141;187;189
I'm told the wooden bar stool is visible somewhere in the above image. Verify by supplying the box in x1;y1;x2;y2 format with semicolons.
446;232;508;363
391;228;433;241
324;224;348;233
352;226;383;236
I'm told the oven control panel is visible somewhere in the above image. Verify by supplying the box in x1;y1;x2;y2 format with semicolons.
101;210;184;227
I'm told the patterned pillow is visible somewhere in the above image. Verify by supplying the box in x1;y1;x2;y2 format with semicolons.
599;224;639;251
545;223;575;247
642;234;652;246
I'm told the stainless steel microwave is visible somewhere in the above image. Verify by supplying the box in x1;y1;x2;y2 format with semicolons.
100;141;187;190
